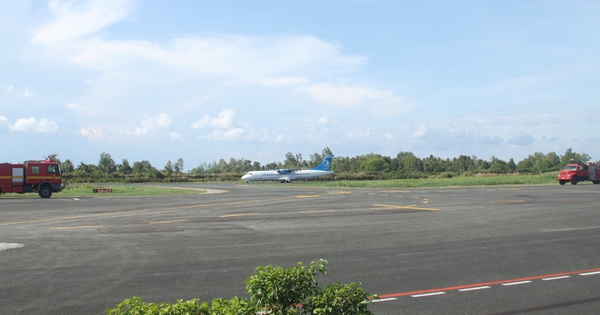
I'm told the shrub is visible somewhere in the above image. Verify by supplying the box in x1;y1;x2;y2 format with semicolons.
105;259;376;315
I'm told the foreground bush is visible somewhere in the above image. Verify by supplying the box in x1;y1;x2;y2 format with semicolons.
105;259;376;315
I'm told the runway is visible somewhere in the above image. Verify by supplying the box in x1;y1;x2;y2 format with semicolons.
1;184;599;314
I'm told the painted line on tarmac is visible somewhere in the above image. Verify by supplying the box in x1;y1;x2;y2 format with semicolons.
0;197;291;227
378;267;600;299
502;280;532;286
372;297;397;303
0;243;24;251
412;292;446;298
150;219;188;225
219;213;260;218
371;204;439;211
542;275;570;281
458;286;491;292
298;210;336;214
50;225;104;230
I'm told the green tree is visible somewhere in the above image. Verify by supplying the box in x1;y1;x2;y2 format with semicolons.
132;160;153;174
560;148;591;167
507;158;517;172
119;159;132;174
361;156;389;173
174;158;184;173
98;152;117;174
164;160;174;176
76;162;97;174
61;159;75;174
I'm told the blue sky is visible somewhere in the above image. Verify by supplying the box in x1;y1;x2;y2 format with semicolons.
1;0;599;169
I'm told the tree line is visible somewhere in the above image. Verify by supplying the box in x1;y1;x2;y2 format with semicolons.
56;148;592;182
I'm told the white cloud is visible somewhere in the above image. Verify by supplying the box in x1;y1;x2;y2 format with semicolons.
168;131;183;142
2;84;35;98
127;113;172;135
200;125;276;143
64;102;84;111
191;108;236;129
413;123;428;139
21;89;35;98
32;0;140;43
385;133;397;140
348;128;375;138
9;117;58;133
253;76;311;87
2;85;14;95
299;83;392;107
80;126;110;141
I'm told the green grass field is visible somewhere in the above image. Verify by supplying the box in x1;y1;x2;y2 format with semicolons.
1;184;205;198
293;172;561;188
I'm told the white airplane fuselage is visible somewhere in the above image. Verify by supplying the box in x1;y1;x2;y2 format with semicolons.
241;169;333;183
241;154;333;183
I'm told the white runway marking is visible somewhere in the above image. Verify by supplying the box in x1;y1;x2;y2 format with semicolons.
411;292;446;298
0;243;24;251
542;276;570;281
502;281;532;286
459;286;491;292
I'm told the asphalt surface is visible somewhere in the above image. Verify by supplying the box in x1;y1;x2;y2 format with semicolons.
1;183;599;314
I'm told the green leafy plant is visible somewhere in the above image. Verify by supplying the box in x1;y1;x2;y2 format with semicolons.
105;259;376;315
245;259;328;315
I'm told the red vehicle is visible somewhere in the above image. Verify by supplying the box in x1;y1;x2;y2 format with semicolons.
558;162;600;185
0;155;65;198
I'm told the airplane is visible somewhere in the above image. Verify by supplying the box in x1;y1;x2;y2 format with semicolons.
241;154;333;183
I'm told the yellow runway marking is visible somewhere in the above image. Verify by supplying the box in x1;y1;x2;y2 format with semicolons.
371;204;439;211
295;195;320;198
0;197;290;227
329;191;352;195
50;225;104;230
219;213;260;218
298;210;336;214
488;200;526;204
150;219;188;225
423;198;429;204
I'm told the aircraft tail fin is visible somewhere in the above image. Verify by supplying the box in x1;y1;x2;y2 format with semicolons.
311;154;333;171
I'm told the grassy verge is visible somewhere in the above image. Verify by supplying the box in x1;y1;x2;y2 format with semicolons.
2;183;204;198
291;172;560;188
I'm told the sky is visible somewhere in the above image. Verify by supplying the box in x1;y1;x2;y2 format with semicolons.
1;0;599;170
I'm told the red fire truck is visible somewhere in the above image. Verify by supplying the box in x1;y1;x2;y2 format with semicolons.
0;155;65;198
558;161;600;185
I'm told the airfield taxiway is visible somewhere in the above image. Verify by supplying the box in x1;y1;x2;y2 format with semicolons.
1;184;600;314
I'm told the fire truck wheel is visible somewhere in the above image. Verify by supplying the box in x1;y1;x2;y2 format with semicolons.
559;181;566;185
570;177;578;185
38;186;52;198
593;180;600;185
